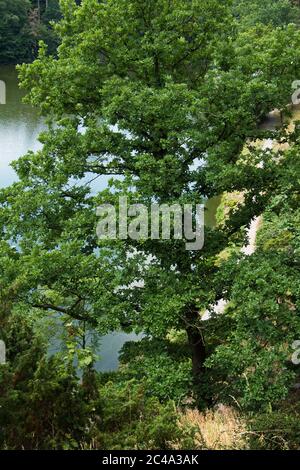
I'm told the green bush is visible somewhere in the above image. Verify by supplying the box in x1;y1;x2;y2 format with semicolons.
118;338;193;404
93;380;195;450
249;411;300;450
0;311;193;450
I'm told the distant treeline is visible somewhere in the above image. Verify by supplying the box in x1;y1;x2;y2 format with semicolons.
233;0;300;28
0;0;63;64
0;1;299;65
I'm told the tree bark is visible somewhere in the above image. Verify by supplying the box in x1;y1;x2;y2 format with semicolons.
185;310;206;385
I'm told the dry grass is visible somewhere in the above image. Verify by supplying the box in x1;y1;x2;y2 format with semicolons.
180;404;248;450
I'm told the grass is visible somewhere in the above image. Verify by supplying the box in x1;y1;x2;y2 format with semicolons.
180;405;248;450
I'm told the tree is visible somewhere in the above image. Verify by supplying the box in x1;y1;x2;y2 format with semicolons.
0;0;34;63
2;0;300;401
0;0;61;64
0;303;189;449
32;0;62;56
233;0;300;29
0;304;89;449
206;125;300;410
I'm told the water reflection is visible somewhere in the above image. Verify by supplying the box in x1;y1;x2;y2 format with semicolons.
0;65;44;187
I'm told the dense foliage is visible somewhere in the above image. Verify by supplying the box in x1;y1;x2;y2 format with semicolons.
0;0;61;64
0;307;192;450
233;0;300;29
1;0;300;450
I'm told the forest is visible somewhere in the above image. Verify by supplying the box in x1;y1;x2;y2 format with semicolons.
1;0;300;452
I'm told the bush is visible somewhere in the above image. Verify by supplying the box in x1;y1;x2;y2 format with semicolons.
93;380;195;450
249;411;300;450
118;338;193;404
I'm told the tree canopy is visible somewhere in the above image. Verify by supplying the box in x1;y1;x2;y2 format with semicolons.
1;0;300;450
0;0;61;64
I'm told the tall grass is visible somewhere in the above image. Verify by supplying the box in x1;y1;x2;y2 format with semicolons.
180;405;248;450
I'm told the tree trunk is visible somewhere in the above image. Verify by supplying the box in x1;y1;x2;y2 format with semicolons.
37;0;41;23
185;310;206;385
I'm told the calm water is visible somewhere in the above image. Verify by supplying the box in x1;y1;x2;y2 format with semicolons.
0;66;44;186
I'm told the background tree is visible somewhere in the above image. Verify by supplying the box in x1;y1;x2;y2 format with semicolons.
0;0;61;64
206;125;300;410
233;0;300;29
0;0;33;63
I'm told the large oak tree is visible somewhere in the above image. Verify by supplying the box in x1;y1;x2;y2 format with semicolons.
1;0;300;398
